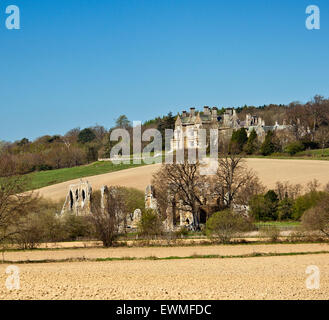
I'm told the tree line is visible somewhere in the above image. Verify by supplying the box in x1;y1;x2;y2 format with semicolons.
1;95;329;177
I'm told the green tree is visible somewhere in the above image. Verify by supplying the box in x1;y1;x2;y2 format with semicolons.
230;128;248;153
138;209;163;237
292;191;327;220
260;131;279;156
244;129;258;155
277;197;294;221
157;112;176;150
78;128;96;144
249;190;279;221
115;115;131;129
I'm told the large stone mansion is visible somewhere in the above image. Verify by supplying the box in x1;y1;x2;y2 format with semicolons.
170;106;290;151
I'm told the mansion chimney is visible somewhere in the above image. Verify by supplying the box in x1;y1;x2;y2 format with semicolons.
212;107;218;119
203;106;210;115
182;110;187;117
190;108;196;117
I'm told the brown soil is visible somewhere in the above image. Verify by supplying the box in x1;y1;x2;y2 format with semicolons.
0;253;328;300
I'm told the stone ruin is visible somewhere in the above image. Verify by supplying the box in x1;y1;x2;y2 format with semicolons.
61;180;246;232
61;180;92;216
145;184;207;231
61;180;143;230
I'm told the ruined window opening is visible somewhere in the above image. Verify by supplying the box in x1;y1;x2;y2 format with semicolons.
82;190;86;202
75;189;79;201
200;209;207;224
69;191;74;210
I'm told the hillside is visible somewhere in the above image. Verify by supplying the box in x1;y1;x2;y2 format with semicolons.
24;161;146;192
35;158;329;202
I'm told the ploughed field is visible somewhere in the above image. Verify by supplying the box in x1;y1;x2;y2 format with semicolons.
36;158;329;201
0;244;329;300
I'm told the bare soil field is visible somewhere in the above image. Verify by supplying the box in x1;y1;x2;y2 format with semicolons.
0;253;328;300
3;243;329;263
36;159;329;201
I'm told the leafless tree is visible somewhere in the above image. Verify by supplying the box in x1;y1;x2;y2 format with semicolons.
315;126;329;156
153;159;205;230
306;179;321;193
89;187;126;247
210;153;258;209
0;157;40;247
275;181;302;201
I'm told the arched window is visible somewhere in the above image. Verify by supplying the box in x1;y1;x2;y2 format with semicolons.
200;209;207;224
69;191;74;210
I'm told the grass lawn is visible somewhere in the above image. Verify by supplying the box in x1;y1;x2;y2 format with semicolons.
255;221;301;229
246;148;329;161
295;148;329;158
24;161;147;191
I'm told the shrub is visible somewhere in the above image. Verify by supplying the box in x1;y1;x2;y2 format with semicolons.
63;213;93;241
175;227;189;238
138;209;163;237
206;210;251;243
260;226;280;243
292;191;327;220
301;195;329;238
14;212;45;250
284;141;305;156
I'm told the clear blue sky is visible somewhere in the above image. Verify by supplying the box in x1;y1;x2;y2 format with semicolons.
1;0;329;141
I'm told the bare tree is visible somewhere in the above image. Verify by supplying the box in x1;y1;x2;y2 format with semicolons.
315;126;329;156
89;187;126;247
275;181;302;201
153;159;205;231
0;173;39;247
210;153;258;209
306;179;321;193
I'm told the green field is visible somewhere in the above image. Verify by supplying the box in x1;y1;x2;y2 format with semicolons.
295;148;329;158
246;148;329;161
24;161;146;191
255;221;301;230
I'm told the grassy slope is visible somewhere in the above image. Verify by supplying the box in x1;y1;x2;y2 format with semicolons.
24;161;146;191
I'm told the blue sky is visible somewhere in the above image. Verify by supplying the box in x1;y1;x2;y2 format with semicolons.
1;0;329;141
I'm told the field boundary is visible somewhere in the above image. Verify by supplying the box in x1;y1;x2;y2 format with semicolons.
2;250;329;265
